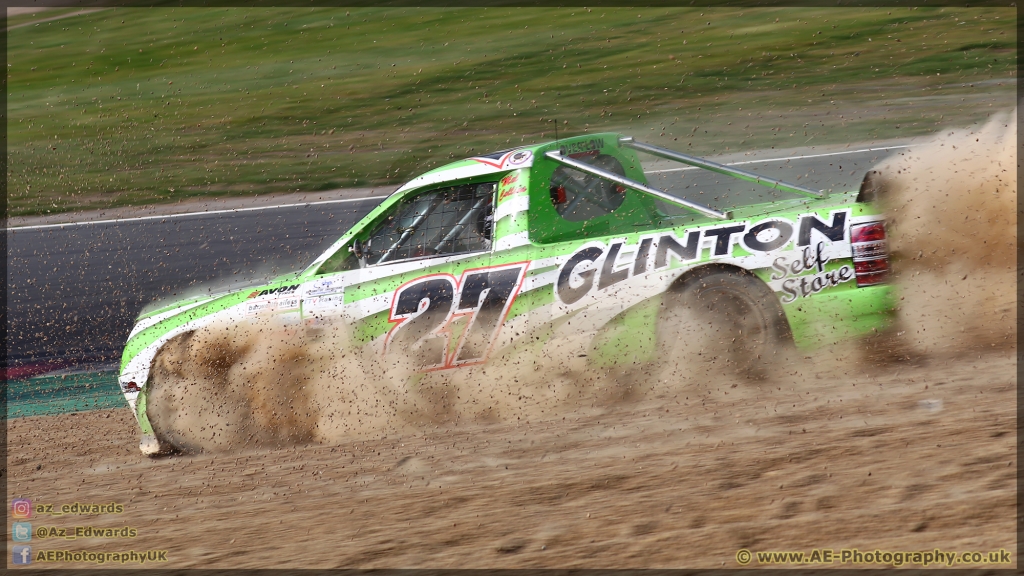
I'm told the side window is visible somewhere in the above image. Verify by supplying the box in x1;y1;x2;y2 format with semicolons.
363;181;495;265
549;153;628;222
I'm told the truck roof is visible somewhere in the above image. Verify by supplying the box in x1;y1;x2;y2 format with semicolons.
393;133;618;195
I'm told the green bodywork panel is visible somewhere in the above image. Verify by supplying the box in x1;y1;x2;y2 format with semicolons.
528;137;664;244
783;284;897;346
122;290;252;369
589;295;663;367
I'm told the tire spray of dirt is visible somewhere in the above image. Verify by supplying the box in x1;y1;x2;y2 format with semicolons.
146;311;669;452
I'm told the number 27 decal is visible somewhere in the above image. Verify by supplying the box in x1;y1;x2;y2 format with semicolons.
385;262;528;370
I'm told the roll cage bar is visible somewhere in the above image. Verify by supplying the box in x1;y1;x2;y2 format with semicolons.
544;136;826;221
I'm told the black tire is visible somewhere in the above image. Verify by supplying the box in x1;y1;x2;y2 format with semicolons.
659;268;791;378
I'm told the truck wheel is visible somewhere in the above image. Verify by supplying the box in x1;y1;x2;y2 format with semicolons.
659;269;791;378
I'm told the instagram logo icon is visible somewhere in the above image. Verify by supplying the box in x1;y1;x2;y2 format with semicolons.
11;498;32;519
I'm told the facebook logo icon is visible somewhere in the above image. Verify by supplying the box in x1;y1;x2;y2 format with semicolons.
13;545;32;565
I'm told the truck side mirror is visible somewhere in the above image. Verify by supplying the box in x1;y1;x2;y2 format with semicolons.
349;238;364;259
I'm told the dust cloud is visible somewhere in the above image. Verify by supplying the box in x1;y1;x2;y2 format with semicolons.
867;109;1017;355
148;315;406;452
147;111;1016;453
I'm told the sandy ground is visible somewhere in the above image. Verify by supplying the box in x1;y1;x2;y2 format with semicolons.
7;346;1015;568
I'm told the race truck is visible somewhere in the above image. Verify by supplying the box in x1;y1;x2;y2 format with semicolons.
119;132;895;455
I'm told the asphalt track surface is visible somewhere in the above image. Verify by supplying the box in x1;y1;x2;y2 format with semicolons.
6;144;906;372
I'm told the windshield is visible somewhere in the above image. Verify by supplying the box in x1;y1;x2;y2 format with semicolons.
364;181;496;265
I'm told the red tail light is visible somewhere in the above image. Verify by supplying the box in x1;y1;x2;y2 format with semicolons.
850;221;889;286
